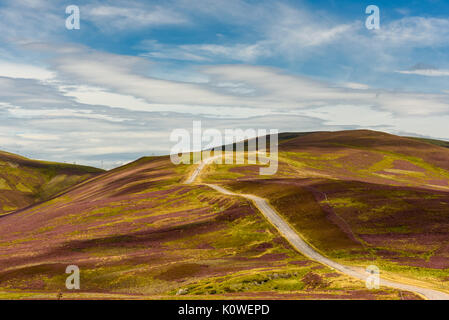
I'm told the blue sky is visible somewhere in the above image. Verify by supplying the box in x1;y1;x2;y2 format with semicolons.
0;0;448;168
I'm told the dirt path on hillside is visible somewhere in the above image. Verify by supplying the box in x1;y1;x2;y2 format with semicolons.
186;156;449;300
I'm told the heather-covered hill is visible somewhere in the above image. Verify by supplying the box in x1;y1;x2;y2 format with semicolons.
2;129;446;299
202;130;449;293
0;150;104;215
278;130;449;190
205;130;449;191
0;155;409;299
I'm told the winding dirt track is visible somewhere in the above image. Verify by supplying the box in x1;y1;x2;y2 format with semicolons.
186;156;449;300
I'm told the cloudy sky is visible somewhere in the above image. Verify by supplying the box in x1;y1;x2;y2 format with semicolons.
0;0;448;168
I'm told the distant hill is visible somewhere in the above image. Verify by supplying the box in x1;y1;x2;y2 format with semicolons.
0;150;104;215
278;129;449;182
407;136;449;149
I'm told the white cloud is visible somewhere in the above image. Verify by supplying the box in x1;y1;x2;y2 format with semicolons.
0;61;54;81
47;49;449;118
138;3;357;63
0;1;63;41
301;104;449;141
52;51;238;106
61;85;155;111
83;3;188;31
62;84;269;117
141;41;270;63
339;82;370;90
7;106;129;122
375;17;449;48
301;105;393;127
17;133;60;141
396;69;449;77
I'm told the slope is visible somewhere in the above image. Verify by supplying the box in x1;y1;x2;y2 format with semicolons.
201;130;449;293
0;150;104;215
0;155;413;299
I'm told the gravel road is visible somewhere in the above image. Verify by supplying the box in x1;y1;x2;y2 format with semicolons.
186;156;449;300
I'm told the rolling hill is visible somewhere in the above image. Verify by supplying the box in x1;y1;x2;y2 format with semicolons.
1;129;448;299
0;150;104;215
202;130;449;293
0;153;414;299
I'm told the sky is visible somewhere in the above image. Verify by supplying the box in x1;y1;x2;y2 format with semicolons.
0;0;448;169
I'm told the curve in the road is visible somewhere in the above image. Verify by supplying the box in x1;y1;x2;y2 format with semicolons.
185;156;449;300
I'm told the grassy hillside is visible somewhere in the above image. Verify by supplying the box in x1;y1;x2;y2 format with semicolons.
407;137;449;149
0;155;412;299
0;150;104;215
202;130;449;293
2;129;446;299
